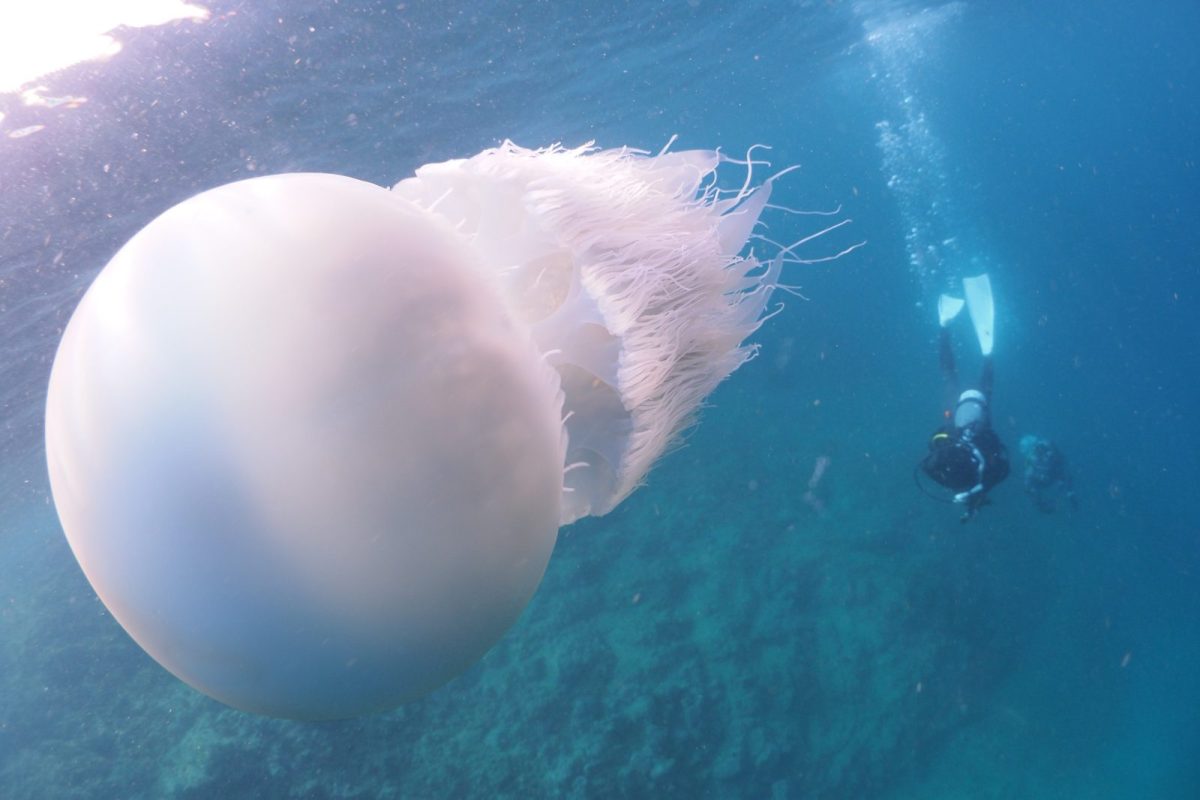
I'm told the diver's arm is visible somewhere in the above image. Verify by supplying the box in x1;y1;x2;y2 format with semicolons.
952;441;987;512
1061;453;1079;509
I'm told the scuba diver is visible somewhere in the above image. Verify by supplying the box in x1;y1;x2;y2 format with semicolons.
916;273;1009;521
1019;435;1077;513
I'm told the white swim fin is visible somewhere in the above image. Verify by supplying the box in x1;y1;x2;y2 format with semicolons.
938;294;965;328
963;273;994;356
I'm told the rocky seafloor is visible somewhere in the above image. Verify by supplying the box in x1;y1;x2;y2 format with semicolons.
0;368;1095;799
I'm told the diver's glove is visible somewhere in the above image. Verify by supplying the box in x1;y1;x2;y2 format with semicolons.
957;491;988;523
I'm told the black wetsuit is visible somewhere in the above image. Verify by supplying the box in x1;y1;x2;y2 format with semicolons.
919;329;1009;519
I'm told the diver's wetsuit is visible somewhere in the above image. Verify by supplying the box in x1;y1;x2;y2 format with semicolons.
920;329;1009;519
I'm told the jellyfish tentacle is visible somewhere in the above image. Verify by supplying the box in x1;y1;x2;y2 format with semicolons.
393;142;831;522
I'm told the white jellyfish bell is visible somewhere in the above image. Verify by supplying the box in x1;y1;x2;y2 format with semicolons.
45;141;853;719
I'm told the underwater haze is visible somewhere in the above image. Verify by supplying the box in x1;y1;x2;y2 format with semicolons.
2;0;1198;797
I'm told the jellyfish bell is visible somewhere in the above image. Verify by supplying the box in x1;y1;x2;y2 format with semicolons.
46;142;825;719
47;172;567;719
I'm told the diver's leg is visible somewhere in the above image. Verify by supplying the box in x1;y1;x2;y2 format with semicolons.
979;356;994;403
940;328;959;412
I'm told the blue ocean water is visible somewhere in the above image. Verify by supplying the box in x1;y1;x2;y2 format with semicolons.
1;0;1197;797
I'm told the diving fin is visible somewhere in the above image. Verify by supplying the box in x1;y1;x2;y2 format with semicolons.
938;294;965;328
962;273;994;356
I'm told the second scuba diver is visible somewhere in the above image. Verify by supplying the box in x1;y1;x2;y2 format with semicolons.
1019;435;1077;513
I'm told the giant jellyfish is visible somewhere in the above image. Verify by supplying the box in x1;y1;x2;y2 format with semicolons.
45;142;847;719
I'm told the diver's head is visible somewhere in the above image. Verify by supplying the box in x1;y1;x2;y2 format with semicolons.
1019;434;1040;460
954;389;988;430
